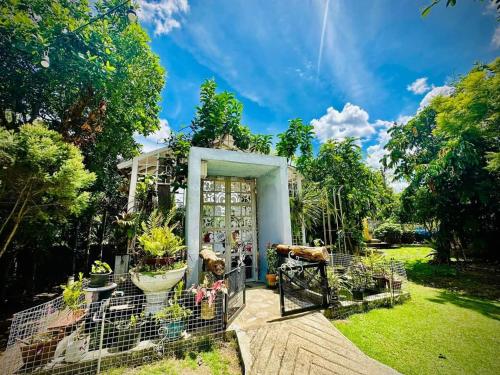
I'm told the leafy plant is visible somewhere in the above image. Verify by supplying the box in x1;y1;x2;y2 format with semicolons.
374;222;402;245
61;273;85;312
155;282;192;321
91;260;112;274
266;247;279;274
137;209;185;259
191;279;227;307
327;268;351;299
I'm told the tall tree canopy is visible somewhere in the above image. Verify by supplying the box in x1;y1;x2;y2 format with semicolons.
190;79;272;153
384;58;500;260
0;122;95;259
276;118;314;167
0;0;165;184
303;138;392;250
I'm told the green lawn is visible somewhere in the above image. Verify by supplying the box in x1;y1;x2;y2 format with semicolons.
334;247;500;375
103;341;241;375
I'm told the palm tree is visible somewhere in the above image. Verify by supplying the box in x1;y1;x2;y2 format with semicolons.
289;182;323;242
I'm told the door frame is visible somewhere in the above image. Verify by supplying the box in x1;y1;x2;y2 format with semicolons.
200;176;258;281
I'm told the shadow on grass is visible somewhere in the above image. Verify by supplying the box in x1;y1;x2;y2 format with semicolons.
428;290;500;321
405;260;500;300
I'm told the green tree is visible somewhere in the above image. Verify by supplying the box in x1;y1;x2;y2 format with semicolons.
305;138;383;250
276;118;314;164
0;122;95;258
384;59;500;260
0;0;165;183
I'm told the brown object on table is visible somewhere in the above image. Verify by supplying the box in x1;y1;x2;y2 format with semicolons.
273;244;329;262
200;248;225;275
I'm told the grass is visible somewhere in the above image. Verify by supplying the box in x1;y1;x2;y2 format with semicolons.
103;340;241;375
334;246;500;375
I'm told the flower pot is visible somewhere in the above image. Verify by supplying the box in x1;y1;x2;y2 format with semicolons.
352;289;365;301
20;330;65;367
130;266;187;314
64;333;89;363
266;274;277;288
89;272;111;288
158;319;185;341
47;309;86;334
200;300;215;320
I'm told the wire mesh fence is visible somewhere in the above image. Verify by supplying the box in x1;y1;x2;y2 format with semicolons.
327;251;409;317
0;273;226;375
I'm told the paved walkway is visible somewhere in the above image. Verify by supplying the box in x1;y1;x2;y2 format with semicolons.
228;286;398;375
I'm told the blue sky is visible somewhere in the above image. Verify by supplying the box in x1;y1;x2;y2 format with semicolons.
134;0;499;183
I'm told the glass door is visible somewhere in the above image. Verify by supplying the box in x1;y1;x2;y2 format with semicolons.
201;177;257;280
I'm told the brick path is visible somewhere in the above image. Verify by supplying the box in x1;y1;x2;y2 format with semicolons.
228;286;398;375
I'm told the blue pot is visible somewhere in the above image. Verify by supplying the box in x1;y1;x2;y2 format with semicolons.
159;319;185;341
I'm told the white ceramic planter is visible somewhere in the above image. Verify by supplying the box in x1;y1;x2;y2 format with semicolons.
129;266;187;314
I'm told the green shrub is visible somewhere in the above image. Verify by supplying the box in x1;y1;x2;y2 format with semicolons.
374;222;402;245
401;228;416;244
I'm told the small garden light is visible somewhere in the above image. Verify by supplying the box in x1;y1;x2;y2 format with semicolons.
127;6;137;23
40;50;50;68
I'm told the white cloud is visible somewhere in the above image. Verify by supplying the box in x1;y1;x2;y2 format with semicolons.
492;25;500;48
138;0;189;36
407;77;431;95
311;103;376;142
134;119;171;152
418;85;455;110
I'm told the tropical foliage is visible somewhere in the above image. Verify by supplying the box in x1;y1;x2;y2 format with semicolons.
190;79;272;153
383;58;500;260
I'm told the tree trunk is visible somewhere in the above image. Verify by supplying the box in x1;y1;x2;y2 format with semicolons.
273;244;329;262
199;248;225;275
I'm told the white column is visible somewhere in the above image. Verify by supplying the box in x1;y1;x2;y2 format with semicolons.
185;149;201;287
127;157;139;212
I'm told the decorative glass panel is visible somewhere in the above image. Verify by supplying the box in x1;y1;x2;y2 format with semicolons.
214;217;225;227
215;191;225;203
243;218;252;227
214;205;225;216
203;206;214;216
203;192;215;203
214;180;225;191
230;193;240;203
214;231;225;243
241;182;251;192
242;206;252;216
240;194;251;203
242;230;252;242
231;206;241;216
203;180;214;191
231;217;241;228
231;182;240;192
203;217;214;227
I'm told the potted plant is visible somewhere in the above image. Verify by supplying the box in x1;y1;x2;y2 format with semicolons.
48;273;86;333
89;260;112;288
109;313;144;352
346;265;371;301
191;278;227;320
154;282;192;341
64;325;89;363
327;268;351;302
129;209;187;313
19;330;66;367
265;247;278;288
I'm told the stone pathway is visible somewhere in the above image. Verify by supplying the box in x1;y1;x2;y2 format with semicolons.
228;286;398;375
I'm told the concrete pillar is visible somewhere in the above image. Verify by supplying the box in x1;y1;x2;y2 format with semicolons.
127;157;139;213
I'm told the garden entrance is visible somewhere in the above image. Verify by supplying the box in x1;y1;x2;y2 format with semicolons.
278;260;330;317
201;177;257;281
